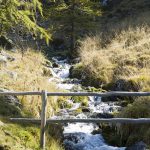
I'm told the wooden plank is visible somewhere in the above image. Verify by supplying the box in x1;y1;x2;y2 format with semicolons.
46;118;150;124
10;118;41;124
10;118;150;124
0;91;150;97
40;90;47;149
0;91;41;96
47;91;150;97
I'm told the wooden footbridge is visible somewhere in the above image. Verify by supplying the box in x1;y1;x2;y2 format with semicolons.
0;90;150;149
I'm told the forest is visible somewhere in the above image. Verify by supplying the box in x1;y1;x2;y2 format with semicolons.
0;0;150;150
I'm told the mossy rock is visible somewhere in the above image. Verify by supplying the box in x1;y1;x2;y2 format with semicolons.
71;96;88;107
81;99;88;107
112;79;140;91
71;108;82;115
69;63;83;79
57;97;73;109
0;95;22;117
0;36;14;50
84;86;105;92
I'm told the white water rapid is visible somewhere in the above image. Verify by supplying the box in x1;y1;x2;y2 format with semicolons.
49;57;125;150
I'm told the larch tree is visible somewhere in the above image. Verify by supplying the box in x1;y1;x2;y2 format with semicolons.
0;0;50;44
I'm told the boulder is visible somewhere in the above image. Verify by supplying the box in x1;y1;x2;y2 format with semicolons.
0;55;7;66
52;62;59;68
0;36;14;50
7;71;18;80
81;107;91;113
0;51;16;66
0;89;22;116
126;141;147;150
90;113;114;118
1;51;15;61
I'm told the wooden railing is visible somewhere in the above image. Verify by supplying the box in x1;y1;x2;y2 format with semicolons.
1;90;150;149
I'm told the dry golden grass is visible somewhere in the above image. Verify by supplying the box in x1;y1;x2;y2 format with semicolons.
78;11;150;147
79;17;150;90
0;49;59;117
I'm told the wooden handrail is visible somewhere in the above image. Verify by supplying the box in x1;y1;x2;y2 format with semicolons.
10;118;150;124
2;90;150;149
0;91;150;97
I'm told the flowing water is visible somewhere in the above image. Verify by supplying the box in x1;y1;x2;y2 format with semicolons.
49;57;125;150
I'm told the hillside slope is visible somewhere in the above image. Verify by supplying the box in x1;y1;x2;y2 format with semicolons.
0;49;64;150
70;0;150;147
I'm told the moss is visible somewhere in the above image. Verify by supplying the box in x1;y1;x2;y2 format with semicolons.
0;119;64;150
72;108;82;114
69;63;83;79
0;97;22;117
72;96;88;103
81;99;88;107
57;97;72;109
0;122;40;150
84;86;105;92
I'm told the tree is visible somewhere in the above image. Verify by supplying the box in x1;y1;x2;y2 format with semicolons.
43;0;101;51
0;0;50;44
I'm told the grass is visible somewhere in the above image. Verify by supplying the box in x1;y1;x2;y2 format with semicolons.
0;118;64;150
0;49;63;117
0;49;65;149
116;97;150;147
75;4;150;147
77;19;150;91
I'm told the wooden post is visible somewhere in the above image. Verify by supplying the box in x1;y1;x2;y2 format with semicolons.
40;90;47;149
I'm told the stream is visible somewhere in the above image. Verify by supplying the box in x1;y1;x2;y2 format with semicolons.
49;57;125;150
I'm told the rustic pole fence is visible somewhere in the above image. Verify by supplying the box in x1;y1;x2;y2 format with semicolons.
0;90;150;149
40;90;47;149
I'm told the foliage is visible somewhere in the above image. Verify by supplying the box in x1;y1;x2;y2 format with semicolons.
0;0;50;44
43;0;102;50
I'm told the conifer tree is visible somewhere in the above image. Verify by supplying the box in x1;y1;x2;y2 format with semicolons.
43;0;101;51
0;0;50;44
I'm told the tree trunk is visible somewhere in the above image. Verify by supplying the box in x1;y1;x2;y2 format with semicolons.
70;0;75;52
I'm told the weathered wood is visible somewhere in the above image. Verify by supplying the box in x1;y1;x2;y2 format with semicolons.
0;91;150;97
47;118;150;124
47;91;150;97
40;90;47;149
0;91;41;96
6;90;150;149
10;118;41;124
10;118;150;124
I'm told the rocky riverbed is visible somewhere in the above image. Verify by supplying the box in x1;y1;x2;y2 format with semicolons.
49;57;125;150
